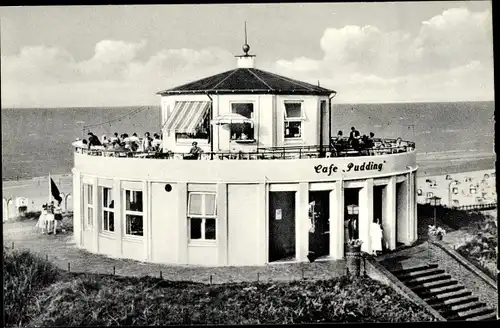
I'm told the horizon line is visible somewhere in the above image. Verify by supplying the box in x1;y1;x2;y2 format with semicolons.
1;99;495;110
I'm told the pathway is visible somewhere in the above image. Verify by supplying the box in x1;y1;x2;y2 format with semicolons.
3;220;346;284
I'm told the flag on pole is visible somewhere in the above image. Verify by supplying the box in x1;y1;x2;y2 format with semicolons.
51;177;62;204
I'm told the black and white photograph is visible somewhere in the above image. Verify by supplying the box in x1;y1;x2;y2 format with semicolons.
2;1;497;325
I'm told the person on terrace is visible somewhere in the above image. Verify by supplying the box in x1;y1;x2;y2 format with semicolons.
129;133;140;152
101;135;110;148
348;127;361;151
142;132;153;152
152;133;162;151
330;131;344;156
365;132;375;149
123;133;131;150
187;141;203;160
111;132;120;144
87;132;102;149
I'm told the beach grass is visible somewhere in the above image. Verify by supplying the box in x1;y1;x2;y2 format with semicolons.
3;247;437;327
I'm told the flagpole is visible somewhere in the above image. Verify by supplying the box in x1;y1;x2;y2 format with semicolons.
48;173;51;205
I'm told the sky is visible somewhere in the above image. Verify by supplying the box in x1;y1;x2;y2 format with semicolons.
0;1;494;108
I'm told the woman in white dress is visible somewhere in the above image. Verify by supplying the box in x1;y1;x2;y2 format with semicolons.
370;218;383;255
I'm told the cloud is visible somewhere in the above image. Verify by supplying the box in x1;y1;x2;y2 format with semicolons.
1;7;494;106
275;7;494;102
77;40;147;80
1;41;233;107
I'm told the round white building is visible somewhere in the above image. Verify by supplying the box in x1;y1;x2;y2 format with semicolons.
72;45;418;266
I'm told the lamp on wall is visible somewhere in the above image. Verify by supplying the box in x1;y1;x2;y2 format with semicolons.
347;204;359;215
428;196;441;227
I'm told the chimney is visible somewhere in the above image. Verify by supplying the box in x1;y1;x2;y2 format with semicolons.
235;21;256;68
236;54;256;68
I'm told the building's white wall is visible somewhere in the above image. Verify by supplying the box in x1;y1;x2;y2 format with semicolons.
275;95;325;147
256;95;274;148
150;182;179;264
98;234;118;257
72;168;82;246
187;245;218;266
321;98;330;146
74;152;418;266
396;181;409;245
159;93;333;152
82;230;93;250
227;184;262;266
122;239;145;261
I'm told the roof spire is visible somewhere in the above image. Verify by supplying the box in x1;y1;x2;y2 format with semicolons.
242;21;250;56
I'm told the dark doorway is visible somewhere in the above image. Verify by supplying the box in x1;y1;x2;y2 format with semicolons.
396;182;402;245
374;185;385;251
308;191;330;257
269;191;296;262
374;185;384;224
344;188;361;241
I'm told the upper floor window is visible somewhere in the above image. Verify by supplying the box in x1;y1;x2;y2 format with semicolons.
284;102;305;139
124;190;143;237
188;192;217;242
230;103;254;141
101;187;114;232
175;112;210;142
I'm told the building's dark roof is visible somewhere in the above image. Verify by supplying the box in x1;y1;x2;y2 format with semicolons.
157;68;335;96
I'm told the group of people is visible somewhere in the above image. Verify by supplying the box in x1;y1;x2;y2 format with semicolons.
331;127;376;152
73;131;163;153
344;216;386;256
36;201;65;234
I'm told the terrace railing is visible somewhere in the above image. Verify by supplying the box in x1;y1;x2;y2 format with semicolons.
75;138;415;161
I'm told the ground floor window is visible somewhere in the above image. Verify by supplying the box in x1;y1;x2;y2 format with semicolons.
124;189;143;236
100;186;114;232
83;183;93;228
188;192;216;241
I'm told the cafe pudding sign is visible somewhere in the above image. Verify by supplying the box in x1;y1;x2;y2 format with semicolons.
314;160;386;176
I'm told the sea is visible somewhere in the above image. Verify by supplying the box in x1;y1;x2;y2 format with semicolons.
1;101;495;180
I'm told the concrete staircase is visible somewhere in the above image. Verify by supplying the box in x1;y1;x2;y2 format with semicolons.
390;263;497;321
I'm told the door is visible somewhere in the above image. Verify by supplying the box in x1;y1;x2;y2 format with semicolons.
308;191;330;257
269;191;296;262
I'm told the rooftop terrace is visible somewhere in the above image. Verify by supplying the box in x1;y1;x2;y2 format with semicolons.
75;138;415;161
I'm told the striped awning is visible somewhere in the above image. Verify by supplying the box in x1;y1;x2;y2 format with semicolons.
164;101;211;133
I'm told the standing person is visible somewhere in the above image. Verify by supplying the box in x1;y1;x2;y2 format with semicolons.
349;216;358;240
111;132;120;144
129;133;140;152
123;133;131;150
142;132;153;152
349;127;360;151
53;201;64;233
152;133;162;151
344;217;350;243
370;218;383;256
87;132;102;149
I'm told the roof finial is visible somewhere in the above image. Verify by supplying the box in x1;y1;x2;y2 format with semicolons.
242;21;250;56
